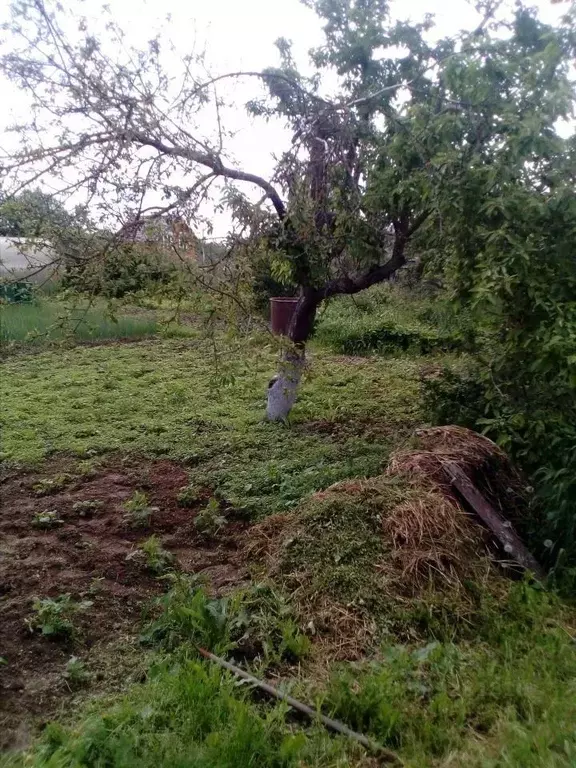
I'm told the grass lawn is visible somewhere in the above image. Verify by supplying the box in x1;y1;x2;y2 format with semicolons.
0;335;424;514
0;299;158;347
1;294;575;768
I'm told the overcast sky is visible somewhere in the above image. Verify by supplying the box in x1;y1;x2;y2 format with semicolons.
0;0;571;237
139;0;570;186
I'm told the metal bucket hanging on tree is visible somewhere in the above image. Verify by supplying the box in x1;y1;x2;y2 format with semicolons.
269;296;299;336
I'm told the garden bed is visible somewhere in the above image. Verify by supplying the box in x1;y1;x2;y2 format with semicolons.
0;455;249;750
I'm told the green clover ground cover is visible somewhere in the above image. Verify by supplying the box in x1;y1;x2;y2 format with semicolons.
0;336;423;516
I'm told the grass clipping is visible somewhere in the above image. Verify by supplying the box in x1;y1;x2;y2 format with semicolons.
250;427;530;655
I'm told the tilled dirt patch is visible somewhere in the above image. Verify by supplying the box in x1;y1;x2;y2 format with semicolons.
0;455;250;751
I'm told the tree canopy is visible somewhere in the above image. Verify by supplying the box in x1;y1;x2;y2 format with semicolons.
0;188;75;238
1;0;574;323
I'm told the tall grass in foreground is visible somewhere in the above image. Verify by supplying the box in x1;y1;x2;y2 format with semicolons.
3;582;575;768
1;660;349;768
0;299;158;346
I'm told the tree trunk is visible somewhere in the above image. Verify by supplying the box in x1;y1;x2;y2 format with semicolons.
266;289;318;422
266;346;307;421
265;224;413;422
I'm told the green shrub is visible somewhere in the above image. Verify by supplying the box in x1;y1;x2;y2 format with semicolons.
422;356;576;567
421;365;486;429
177;484;202;507
140;576;238;654
247;243;297;318
32;473;72;495
31;509;64;529
422;362;576;571
141;578;309;664
229;583;310;664
194;497;227;536
63;656;90;688
138;535;175;575
333;322;459;356
0;280;34;303
123;491;158;528
424;131;576;573
72;499;103;516
315;288;463;357
64;245;177;299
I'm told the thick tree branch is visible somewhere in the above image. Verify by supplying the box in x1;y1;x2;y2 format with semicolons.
131;132;286;220
407;209;431;237
322;254;403;298
321;219;410;298
288;287;321;345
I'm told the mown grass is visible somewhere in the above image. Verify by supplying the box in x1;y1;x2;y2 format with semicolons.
3;580;574;768
0;334;425;515
0;299;158;347
323;589;576;767
0;659;359;768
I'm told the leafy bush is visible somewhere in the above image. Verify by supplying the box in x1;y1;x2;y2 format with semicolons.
421;83;576;571
64;245;177;299
72;499;103;516
0;280;34;303
177;484;202;507
246;242;297;318
422;361;576;570
230;583;310;664
138;535;175;575
32;474;72;496
101;247;176;298
140;576;238;653
332;322;460;356
63;656;90;688
141;577;309;664
315;288;464;357
421;366;486;430
31;509;64;529
194;497;227;536
123;491;158;528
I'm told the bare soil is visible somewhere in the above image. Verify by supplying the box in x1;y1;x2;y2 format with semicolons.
295;416;411;443
0;455;250;751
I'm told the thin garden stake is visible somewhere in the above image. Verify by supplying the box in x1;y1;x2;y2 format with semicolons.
197;646;402;765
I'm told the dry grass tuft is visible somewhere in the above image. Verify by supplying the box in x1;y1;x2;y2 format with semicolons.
380;425;534;593
388;425;506;485
243;513;290;567
381;492;489;593
388;425;532;535
297;591;377;663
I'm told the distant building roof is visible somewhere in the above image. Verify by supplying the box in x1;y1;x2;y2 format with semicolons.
123;215;195;244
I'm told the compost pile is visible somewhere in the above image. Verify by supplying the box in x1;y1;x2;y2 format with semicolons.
250;426;535;656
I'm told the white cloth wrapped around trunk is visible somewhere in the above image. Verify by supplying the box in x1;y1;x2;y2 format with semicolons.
266;349;306;421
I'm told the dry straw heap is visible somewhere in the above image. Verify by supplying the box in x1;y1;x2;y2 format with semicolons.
249;427;536;657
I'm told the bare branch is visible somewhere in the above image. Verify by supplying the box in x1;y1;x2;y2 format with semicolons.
129;132;286;219
190;70;330;106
